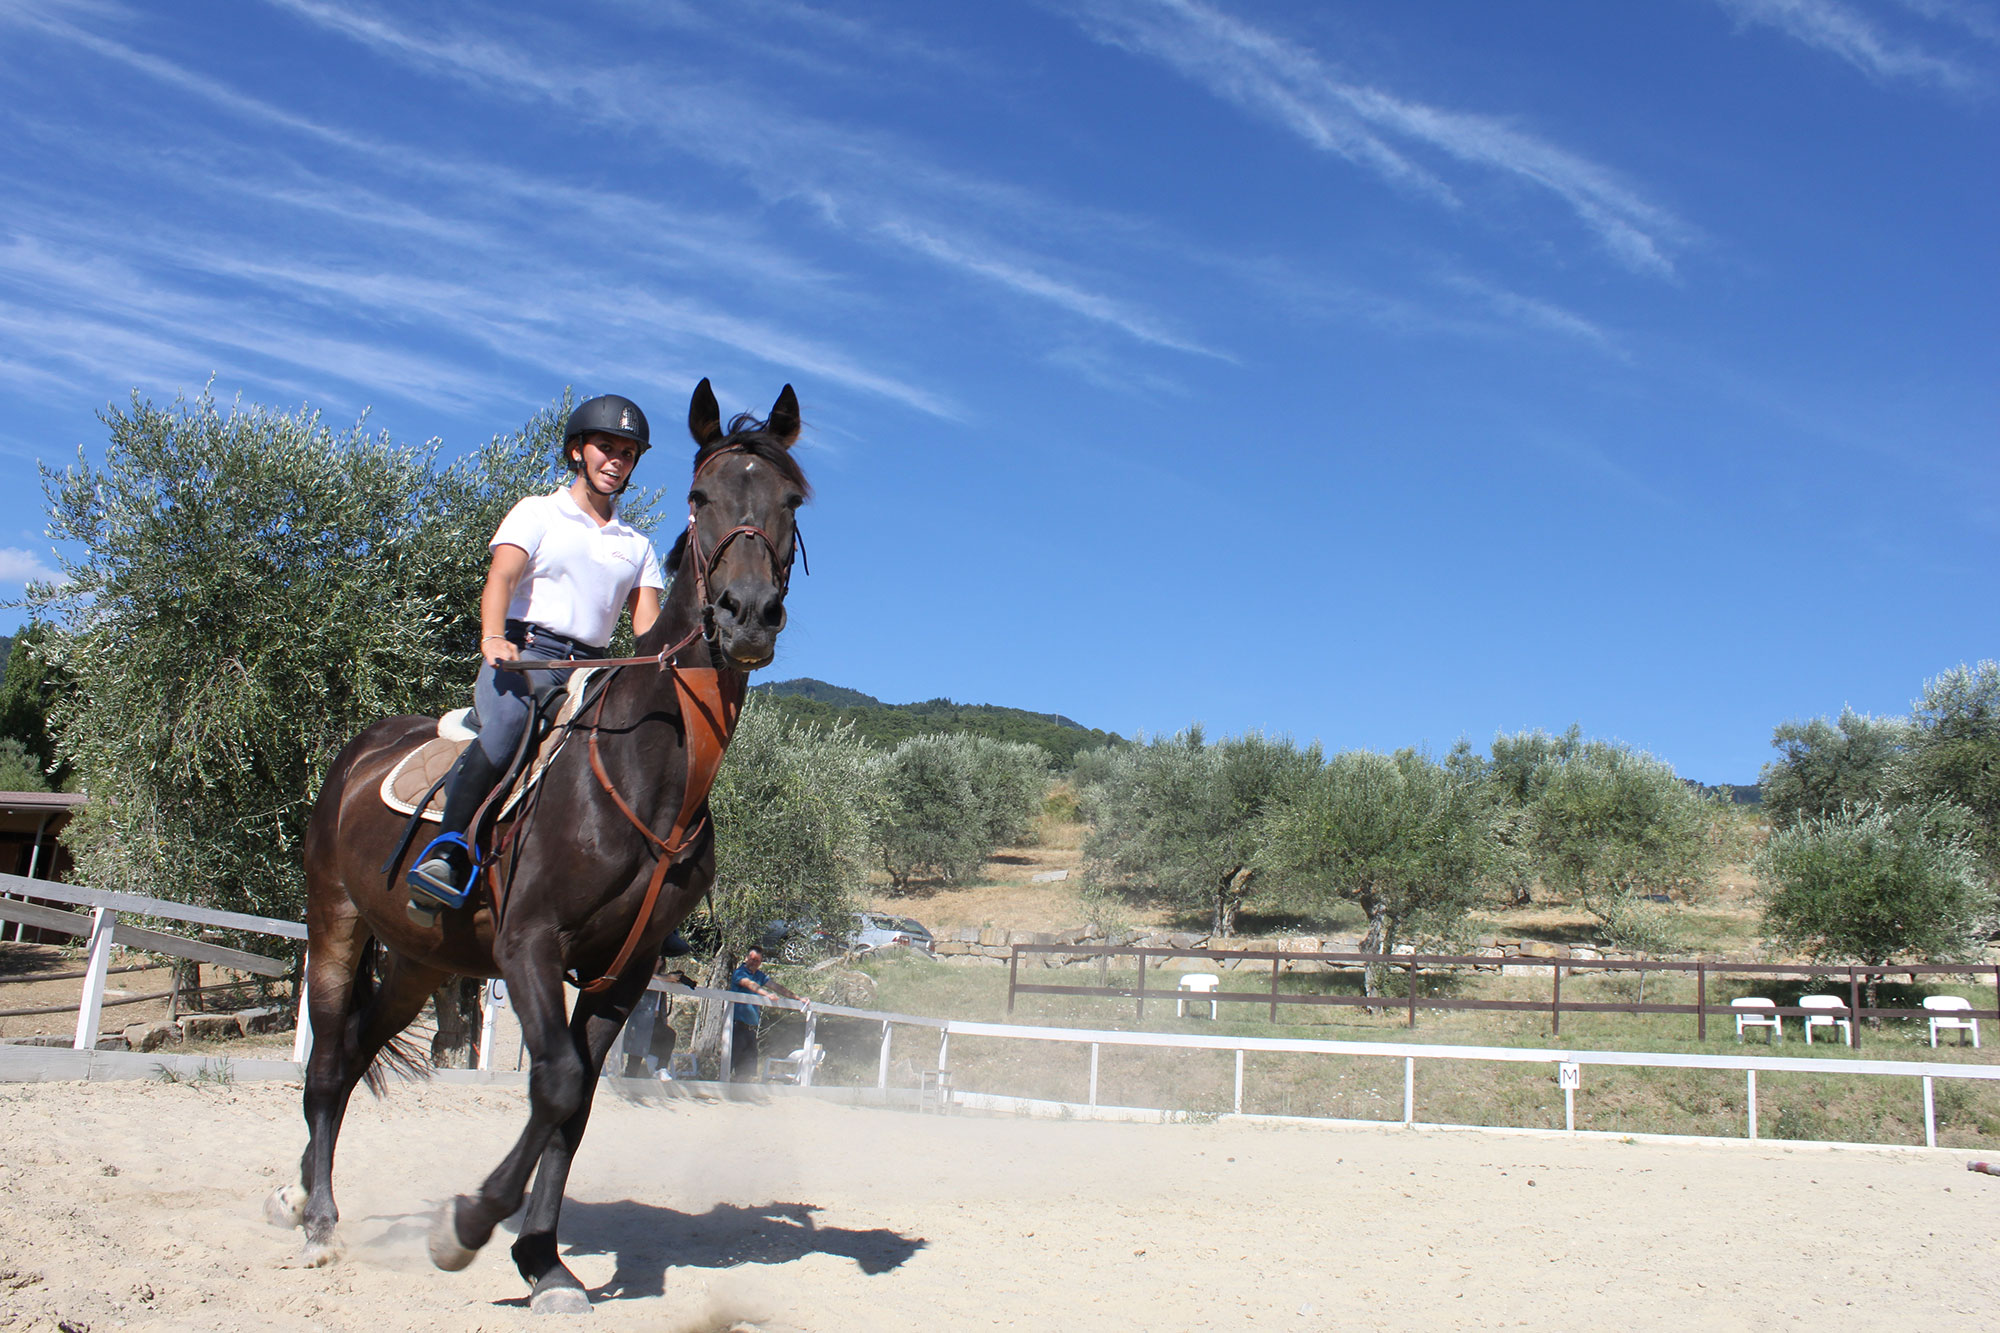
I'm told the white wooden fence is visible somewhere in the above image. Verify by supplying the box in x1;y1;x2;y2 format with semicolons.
0;872;297;1051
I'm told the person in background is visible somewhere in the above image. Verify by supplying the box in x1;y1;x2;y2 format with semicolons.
621;965;694;1079
730;946;801;1081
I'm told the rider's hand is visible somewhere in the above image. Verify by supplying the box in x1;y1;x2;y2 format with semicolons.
481;634;512;670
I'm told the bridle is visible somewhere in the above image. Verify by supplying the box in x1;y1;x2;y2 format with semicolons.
678;441;807;651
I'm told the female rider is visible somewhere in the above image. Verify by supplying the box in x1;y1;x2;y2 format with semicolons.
407;394;665;923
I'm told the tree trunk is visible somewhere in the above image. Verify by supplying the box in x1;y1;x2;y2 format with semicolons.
429;976;482;1069
1214;865;1248;937
1360;896;1392;999
691;948;735;1077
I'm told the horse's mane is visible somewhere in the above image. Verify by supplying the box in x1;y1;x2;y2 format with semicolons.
663;413;810;580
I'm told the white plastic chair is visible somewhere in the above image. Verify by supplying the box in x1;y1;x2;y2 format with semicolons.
1177;972;1221;1019
760;1044;827;1084
1925;996;1981;1048
1799;995;1852;1047
1732;997;1782;1043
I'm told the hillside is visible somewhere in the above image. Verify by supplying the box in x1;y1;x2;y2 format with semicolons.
755;677;1124;765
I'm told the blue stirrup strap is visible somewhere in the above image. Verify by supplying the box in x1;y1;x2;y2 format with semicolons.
410;832;482;908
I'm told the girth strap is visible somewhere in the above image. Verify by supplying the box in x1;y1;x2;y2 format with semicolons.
575;665;743;995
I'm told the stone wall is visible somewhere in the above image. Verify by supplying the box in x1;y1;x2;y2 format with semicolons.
931;926;1649;969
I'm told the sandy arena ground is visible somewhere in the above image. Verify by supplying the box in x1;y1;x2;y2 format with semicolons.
1;1076;1997;1332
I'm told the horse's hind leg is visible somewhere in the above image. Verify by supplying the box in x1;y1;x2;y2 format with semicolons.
285;915;450;1265
510;980;648;1312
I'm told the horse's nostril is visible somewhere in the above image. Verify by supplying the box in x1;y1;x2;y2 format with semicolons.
760;598;786;630
716;592;742;620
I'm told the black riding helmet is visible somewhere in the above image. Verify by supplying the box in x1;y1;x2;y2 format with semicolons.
563;394;650;468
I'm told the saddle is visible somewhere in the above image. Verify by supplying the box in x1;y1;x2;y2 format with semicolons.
379;667;600;823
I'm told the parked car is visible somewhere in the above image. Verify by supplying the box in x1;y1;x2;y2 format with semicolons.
849;911;935;956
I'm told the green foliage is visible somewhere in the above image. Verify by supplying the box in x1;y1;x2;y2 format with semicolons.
0;622;68;787
1760;709;1909;829
26;390;580;924
707;698;876;953
1898;661;2000;876
1758;802;1992;966
1519;736;1713;952
1081;727;1320;936
755;678;1122;765
0;736;49;792
1256;748;1494;984
874;733;1046;889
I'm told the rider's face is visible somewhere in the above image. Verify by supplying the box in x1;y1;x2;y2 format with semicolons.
575;433;640;493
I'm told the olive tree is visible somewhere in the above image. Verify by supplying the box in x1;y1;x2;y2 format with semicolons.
1897;661;2000;879
1256;748;1493;992
1081;727;1320;937
1760;709;1909;830
707;701;877;951
873;733;1047;889
25;390;586;933
1523;739;1713;952
690;701;879;1067
1758;802;1991;982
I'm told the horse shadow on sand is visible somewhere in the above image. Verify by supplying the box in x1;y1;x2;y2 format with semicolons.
485;1199;925;1305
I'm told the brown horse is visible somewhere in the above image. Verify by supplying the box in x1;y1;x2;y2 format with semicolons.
267;380;807;1313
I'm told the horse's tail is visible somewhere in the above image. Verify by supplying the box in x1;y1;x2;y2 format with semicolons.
355;936;434;1096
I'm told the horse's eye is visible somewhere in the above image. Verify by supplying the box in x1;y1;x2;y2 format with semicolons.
785;494;804;510
688;490;709;508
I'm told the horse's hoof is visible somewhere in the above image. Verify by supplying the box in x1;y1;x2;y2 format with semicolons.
264;1184;308;1229
428;1200;479;1272
530;1286;591;1316
300;1236;343;1268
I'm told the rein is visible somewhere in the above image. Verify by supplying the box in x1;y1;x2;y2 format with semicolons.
485;441;791;995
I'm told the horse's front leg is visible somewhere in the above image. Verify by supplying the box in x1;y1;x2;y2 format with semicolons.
430;933;585;1273
510;970;650;1313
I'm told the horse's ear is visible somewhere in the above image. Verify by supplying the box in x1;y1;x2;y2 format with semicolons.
688;378;723;448
767;385;801;448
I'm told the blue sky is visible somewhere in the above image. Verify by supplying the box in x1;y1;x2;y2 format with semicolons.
0;1;1992;782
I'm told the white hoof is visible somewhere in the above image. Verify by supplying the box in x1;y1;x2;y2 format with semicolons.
428;1202;478;1272
300;1236;343;1268
531;1286;591;1316
264;1184;308;1229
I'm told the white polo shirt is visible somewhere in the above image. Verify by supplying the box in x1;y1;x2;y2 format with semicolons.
490;488;666;648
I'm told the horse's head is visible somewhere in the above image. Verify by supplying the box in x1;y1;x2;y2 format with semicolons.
668;379;809;670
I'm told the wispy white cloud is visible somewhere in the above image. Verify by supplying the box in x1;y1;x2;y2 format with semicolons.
1713;0;1982;88
1889;0;2000;45
1066;0;1689;277
255;0;1215;355
0;548;59;584
1434;272;1623;357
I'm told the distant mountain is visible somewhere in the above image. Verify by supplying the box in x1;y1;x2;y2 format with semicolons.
1684;779;1763;806
758;678;883;708
752;677;1124;765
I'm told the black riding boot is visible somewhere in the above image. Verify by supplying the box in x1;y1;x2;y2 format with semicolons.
407;743;507;924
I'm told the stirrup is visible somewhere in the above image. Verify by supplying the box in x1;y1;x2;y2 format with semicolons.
407;833;480;912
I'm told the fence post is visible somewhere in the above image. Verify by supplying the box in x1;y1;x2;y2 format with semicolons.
1007;947;1018;1014
1135;952;1145;1021
1269;955;1280;1024
1697;964;1707;1042
1403;1056;1415;1125
1551;964;1562;1037
1234;1049;1244;1114
1407;960;1418;1029
721;1012;735;1082
800;1006;820;1088
1746;1069;1758;1140
1089;1043;1099;1108
1848;967;1865;1050
72;907;117;1052
877;1020;892;1091
292;967;314;1065
1923;1076;1936;1149
476;980;501;1073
